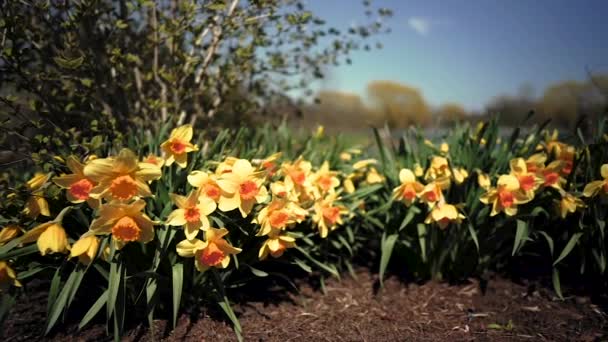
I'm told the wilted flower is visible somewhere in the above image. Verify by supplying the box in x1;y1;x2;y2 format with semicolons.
88;200;157;249
166;191;216;240
176;227;241;272
54;156;100;208
161;124;199;168
84;148;161;201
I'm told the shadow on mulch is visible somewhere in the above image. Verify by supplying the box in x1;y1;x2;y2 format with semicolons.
2;265;607;342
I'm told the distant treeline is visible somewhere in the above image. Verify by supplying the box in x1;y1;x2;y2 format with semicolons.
288;75;608;130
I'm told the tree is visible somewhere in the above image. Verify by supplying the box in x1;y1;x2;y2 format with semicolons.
366;80;430;128
435;102;468;127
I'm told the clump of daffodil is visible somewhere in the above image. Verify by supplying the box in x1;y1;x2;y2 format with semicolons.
259;232;296;260
311;161;340;197
343;158;378;194
217;159;269;217
23;173;51;219
70;235;100;265
425;203;465;229
312;193;347;238
53;156;100;208
253;198;307;236
161;124;199;168
555;191;585;219
84;148;161;202
583;164;608;198
0;225;21;245
0;261;22;290
88;200;157;249
166;191;216;240
188;170;222;202
480;174;532;216
176;227;241;272
392;168;424;206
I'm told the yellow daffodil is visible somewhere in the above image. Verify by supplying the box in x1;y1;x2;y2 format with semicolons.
215;157;239;175
477;170;491;190
583;164;608;197
556;191;585;219
88;200;156;249
480;174;531;216
254;198;307;236
70;235;100;265
175;227;241;272
312;193;347;238
312;161;340;196
22;221;70;256
453;167;469;185
84;148;161;202
540;160;565;190
419;181;445;207
269;180;298;201
439;142;449;154
524;153;547;174
142;154;165;168
166;191;216;240
424;156;451;182
392;169;424;206
217;159;268;217
413;163;424;177
509;158;542;197
258;233;296;260
23;173;51;219
366;167;385;184
53;156;100;208
343;174;356;194
160;124;199;168
339;152;352;161
0;261;22;289
188;170;222;202
0;225;21;245
253;152;282;178
424;203;465;229
352;159;377;170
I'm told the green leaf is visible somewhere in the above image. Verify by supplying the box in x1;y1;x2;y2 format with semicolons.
416;224;427;262
552;268;564;300
467;222;479;253
553;232;583;266
293;258;312;273
53;55;84;69
295;247;339;278
379;233;398;285
247;265;269;277
537;231;554;256
45;268;80;334
0;293;15;324
79;290;108;330
172;263;183;328
512;220;528;256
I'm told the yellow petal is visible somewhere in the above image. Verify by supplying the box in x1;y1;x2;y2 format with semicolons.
37;224;70;256
601;164;608;179
176;238;206;257
170;124;193;142
399;169;415;183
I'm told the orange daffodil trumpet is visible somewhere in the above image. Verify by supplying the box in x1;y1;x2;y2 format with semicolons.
312;193;348;238
84;148;161;202
480;174;532;216
187;170;222;202
53;155;100;208
217;159;269;218
88;200;157;249
259;232;296;260
392;169;424;206
161;124;199;168
166;191;216;240
176;227;241;272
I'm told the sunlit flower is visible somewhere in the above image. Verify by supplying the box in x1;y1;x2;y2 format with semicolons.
53;156;100;208
524;153;547;174
413;163;424;177
214;157;239;175
439;142;449;155
258;233;296;260
217;159;268;217
70;235;100;265
254;152;282;178
509;158;542;197
254;198;307;236
23;173;51;219
352;159;377;171
22;221;70;256
142;154;165;168
480;175;531;216
583;164;608;197
166;191;216;240
188;170;222;202
312;193;347;238
0;261;22;290
366;167;385;184
0;225;21;245
160;124;199;168
419;181;445;207
84;148;161;201
270;180;298;201
176;227;241;272
555;191;585;219
343;174;356;194
424;203;465;229
541;160;565;190
477;171;491;190
392;169;424;206
424;156;451;182
340;152;352;161
88;200;157;249
311;161;340;196
452;167;469;185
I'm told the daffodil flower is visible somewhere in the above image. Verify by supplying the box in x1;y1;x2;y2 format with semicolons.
254;198;307;236
424;156;451;182
22;221;70;256
88;200;157;249
54;156;100;208
166;191;216;240
312;193;347;238
176;227;241;272
217;159;268;217
0;261;22;290
160;124;199;168
188;170;222;202
509;158;542;197
555;191;585;219
84;148;161;202
70;235;100;265
0;225;21;245
424;203;465;229
312;161;340;196
258;233;296;260
23;173;51;219
583;164;608;197
392;169;424;206
480;174;531;216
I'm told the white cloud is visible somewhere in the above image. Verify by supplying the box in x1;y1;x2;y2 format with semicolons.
408;17;431;36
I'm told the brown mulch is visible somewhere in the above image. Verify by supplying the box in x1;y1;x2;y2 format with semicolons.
2;270;607;341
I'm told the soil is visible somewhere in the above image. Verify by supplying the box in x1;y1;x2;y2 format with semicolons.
2;270;607;342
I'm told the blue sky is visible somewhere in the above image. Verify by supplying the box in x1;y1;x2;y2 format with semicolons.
305;0;608;111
